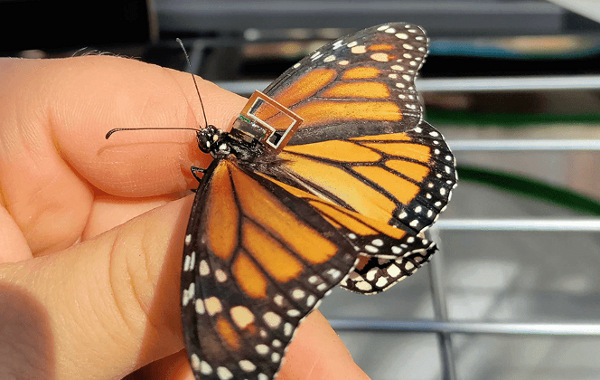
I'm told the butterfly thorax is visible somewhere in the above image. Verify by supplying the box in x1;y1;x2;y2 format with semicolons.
196;124;277;165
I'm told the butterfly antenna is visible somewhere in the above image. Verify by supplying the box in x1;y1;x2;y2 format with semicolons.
105;127;200;139
176;38;210;129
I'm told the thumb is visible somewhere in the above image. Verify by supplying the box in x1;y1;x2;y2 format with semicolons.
0;195;194;379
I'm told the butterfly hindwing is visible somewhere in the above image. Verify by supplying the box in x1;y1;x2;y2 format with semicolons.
181;159;357;380
266;119;456;294
258;169;440;294
349;120;458;234
340;120;457;293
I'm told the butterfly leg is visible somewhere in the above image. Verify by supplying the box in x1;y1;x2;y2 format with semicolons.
190;166;206;183
189;166;207;193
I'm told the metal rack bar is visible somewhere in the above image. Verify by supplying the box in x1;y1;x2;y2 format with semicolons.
427;231;457;380
216;75;600;95
448;139;600;151
330;319;600;335
436;219;600;231
418;75;600;92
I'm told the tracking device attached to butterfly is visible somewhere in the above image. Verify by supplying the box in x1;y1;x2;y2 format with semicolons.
198;91;304;161
110;22;457;380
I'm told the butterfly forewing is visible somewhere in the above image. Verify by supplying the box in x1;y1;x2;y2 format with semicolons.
262;23;428;145
182;160;357;379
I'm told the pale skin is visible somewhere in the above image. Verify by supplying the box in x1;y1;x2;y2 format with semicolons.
0;56;370;380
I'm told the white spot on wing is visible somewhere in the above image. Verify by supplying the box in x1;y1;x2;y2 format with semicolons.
387;264;401;277
199;259;210;276
200;360;213;375
205;296;222;316
271;352;281;363
370;52;389;62
239;360;257;372
263;311;282;328
216;366;233;380
190;354;201;371
231;305;254;329
292;288;305;299
287;309;301;317
376;276;388;287
215;269;227;282
182;283;195;306
256;344;269;355
351;45;367;54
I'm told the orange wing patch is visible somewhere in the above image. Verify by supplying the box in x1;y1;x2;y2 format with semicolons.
216;316;241;350
284;140;382;162
233;253;268;299
368;43;395;51
293;101;402;127
256;172;409;241
342;67;381;79
309;200;407;240
243;222;303;282
386;159;430;182
352;165;420;205
278;151;398;221
363;142;431;163
232;162;304;237
206;163;238;261
271;68;337;109
280;131;444;232
232;163;339;265
322;82;390;99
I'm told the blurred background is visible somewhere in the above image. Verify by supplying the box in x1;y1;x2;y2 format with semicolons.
2;1;599;379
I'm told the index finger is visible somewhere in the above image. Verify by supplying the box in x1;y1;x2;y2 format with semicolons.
0;56;246;253
53;56;247;195
1;56;247;196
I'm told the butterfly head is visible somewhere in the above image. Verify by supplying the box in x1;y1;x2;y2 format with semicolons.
197;125;232;157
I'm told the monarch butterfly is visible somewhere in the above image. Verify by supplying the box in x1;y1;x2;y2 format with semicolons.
178;23;457;380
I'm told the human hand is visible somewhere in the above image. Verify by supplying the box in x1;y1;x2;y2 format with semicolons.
0;56;369;380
